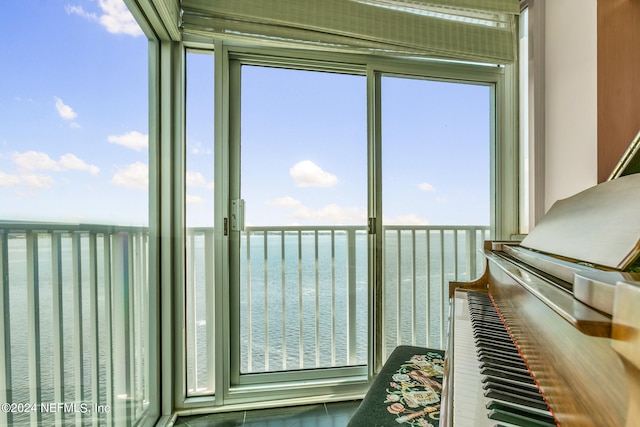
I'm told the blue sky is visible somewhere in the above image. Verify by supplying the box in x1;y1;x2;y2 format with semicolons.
1;0;490;228
1;0;148;225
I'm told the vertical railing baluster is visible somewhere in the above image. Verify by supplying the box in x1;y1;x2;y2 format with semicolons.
26;231;42;425
454;229;460;280
51;232;64;426
411;229;416;346
396;229;401;347
439;229;445;350
89;233;100;427
347;229;357;365
112;232;131;424
128;233;136;413
425;230;431;348
263;231;269;372
466;229;474;280
103;234;113;426
141;231;149;406
246;231;252;372
0;231;12;427
297;231;303;369
186;230;196;390
314;230;320;367
280;232;287;371
71;232;84;425
330;230;336;366
132;232;143;415
205;228;215;392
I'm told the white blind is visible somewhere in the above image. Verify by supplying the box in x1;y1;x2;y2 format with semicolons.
181;0;520;64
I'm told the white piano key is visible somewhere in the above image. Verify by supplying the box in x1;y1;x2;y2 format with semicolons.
452;292;495;427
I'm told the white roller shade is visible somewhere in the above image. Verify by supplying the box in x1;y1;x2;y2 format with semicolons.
181;0;520;64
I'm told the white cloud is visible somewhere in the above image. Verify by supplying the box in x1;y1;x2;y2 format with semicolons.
65;4;98;21
112;162;148;189
186;171;214;189
419;182;435;192
12;151;99;176
59;153;100;175
0;171;20;187
384;214;430;226
66;0;143;37
13;151;59;172
99;0;143;36
108;131;148;151
290;160;338;188
55;97;78;121
20;174;55;190
190;141;213;155
294;204;366;224
266;196;303;209
267;196;365;224
186;194;204;205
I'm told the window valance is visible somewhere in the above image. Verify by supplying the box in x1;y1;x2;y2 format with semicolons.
180;0;520;64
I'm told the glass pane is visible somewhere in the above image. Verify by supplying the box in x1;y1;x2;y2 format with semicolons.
0;1;150;424
239;66;368;374
185;51;216;396
381;76;491;357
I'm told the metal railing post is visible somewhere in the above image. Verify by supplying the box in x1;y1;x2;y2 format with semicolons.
26;231;42;425
70;232;85;424
0;231;12;427
51;232;65;426
347;229;357;365
112;232;131;424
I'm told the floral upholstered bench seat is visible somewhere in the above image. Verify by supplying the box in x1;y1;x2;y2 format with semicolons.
347;345;445;427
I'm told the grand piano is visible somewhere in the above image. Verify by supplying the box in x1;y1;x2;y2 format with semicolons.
441;147;640;427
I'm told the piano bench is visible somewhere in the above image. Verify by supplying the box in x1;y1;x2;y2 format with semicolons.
348;345;445;427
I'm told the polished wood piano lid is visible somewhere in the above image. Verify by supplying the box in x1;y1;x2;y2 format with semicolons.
520;173;640;271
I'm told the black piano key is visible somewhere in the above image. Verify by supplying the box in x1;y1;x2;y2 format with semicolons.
482;374;541;392
480;361;532;376
483;381;547;401
486;400;555;420
477;346;523;360
478;355;528;369
484;389;551;412
474;331;513;341
475;337;518;349
476;341;521;355
487;403;556;427
471;321;506;329
481;367;538;385
471;312;502;319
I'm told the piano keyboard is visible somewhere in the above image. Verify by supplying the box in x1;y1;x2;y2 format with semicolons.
452;291;557;427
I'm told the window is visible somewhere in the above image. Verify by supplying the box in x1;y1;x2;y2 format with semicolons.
0;1;152;425
185;51;216;396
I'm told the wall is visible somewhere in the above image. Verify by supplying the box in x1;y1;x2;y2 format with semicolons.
544;0;598;210
597;0;640;182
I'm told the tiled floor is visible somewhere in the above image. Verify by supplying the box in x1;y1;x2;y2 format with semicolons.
174;400;361;427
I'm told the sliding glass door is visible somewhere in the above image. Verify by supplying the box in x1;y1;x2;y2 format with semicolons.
380;75;492;357
230;64;369;383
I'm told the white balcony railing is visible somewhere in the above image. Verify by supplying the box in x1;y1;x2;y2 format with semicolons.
0;221;490;413
185;224;490;394
0;222;149;426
